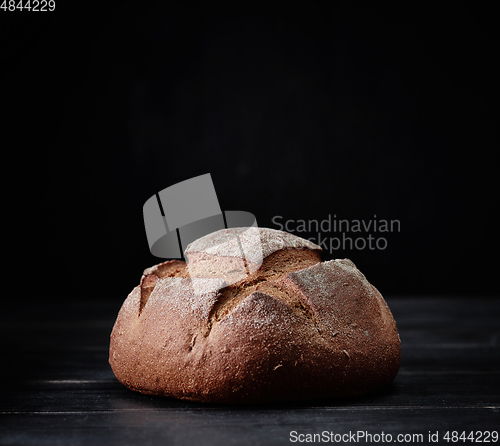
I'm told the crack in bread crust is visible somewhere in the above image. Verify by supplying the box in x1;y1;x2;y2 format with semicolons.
139;260;188;313
138;249;322;329
202;248;321;334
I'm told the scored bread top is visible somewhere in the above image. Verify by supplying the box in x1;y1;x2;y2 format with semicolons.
185;227;321;265
138;228;322;312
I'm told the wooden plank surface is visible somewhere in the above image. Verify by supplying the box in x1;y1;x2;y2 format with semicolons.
1;297;499;445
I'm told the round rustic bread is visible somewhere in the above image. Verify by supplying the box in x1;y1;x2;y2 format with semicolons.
109;227;400;403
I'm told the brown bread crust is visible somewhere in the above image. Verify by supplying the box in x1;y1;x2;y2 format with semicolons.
109;228;400;403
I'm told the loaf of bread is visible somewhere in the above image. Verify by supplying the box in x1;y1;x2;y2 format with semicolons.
109;227;400;403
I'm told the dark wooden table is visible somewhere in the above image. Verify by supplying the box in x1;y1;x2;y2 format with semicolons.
1;297;499;445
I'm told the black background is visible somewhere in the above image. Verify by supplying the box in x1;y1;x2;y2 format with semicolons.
2;3;498;301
